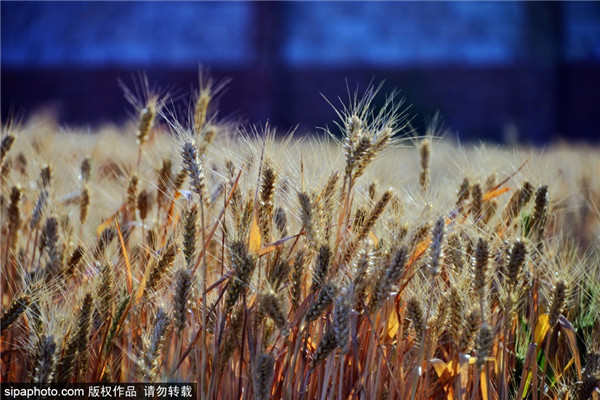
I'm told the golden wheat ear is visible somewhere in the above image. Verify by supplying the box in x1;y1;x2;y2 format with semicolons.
310;244;332;293
172;267;193;334
1;292;30;333
181;137;207;204
0;134;15;165
311;326;337;369
155;158;172;211
258;285;289;336
254;353;275;400
139;307;171;382
475;323;494;367
118;73;169;148
548;279;567;327
181;204;199;268
32;334;57;383
290;250;306;309
459;308;482;353
145;239;177;295
333;288;351;354
370;246;407;311
192;69;230;137
258;161;276;244
305;281;337;323
224;240;256;313
7;185;22;250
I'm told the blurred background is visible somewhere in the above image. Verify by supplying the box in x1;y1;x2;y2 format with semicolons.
2;1;600;143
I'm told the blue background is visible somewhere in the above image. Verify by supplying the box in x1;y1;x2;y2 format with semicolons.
2;1;600;142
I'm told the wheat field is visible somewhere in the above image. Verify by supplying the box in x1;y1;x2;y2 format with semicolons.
1;77;599;399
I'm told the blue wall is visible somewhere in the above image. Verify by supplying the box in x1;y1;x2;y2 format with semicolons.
3;2;600;67
284;2;525;66
1;2;253;66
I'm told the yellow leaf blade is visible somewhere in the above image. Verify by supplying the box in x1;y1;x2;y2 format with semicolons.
534;313;550;344
480;369;489;400
408;238;431;266
430;358;447;378
368;231;379;247
248;212;262;255
386;308;399;339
